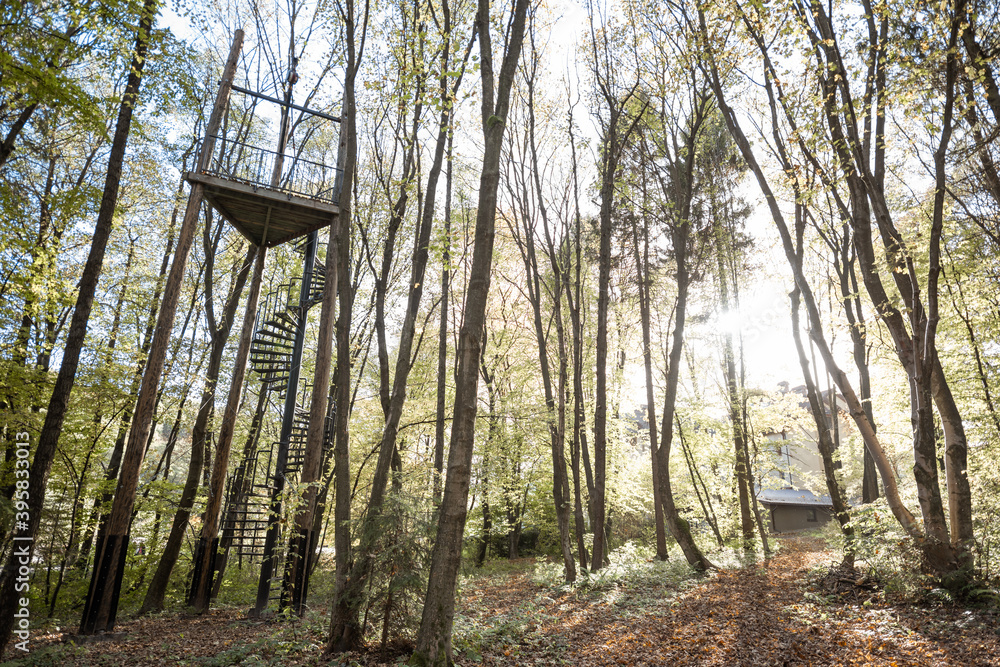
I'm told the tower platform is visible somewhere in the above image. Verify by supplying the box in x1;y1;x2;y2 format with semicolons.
186;135;341;247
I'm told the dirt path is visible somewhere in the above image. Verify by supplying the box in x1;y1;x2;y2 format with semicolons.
462;536;1000;666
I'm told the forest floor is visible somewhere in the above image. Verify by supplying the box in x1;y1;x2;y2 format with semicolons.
5;534;1000;666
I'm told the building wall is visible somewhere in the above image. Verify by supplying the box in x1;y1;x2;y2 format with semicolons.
767;504;832;533
765;417;853;490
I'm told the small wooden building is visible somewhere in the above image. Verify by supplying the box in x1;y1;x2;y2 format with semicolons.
757;488;833;533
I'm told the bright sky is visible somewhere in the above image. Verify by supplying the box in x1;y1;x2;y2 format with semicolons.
159;5;195;43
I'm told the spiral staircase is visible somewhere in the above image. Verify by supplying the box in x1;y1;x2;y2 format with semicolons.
220;248;335;565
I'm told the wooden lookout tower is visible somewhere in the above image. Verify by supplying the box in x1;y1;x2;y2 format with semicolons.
181;33;342;618
79;29;342;636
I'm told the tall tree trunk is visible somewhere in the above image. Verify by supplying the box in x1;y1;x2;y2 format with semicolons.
509;30;576;580
628;183;668;560
566;107;590;571
80;29;242;635
586;7;649;568
0;0;160;653
591;116;614;572
717;243;754;550
433;135;454;509
410;0;529;660
327;0;364;652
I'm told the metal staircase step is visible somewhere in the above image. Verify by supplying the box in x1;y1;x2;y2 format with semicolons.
273;310;299;325
249;353;293;365
262;316;299;334
249;359;293;372
249;354;292;365
253;331;296;347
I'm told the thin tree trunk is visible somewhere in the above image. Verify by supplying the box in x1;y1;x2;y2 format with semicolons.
411;0;530;659
477;360;501;566
214;385;269;592
943;263;1000;437
48;441;96;616
11;151;59;369
655;217;713;572
508;33;576;580
677;417;723;547
476;454;492;568
961;13;1000;125
566;106;589;571
591;112;614;572
586;10;649;568
629;188;668;560
0;23;83;169
715;218;754;550
327;0;364;652
433;135;454;509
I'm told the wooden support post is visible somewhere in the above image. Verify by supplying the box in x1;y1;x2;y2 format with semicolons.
79;30;244;635
189;243;267;611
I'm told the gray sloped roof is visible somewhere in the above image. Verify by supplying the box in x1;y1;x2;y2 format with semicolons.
756;487;833;507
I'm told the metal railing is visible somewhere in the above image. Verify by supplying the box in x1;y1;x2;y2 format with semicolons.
198;134;342;204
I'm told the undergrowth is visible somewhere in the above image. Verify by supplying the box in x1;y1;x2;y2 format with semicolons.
529;540;701;596
452;539;763;664
814;502;1000;606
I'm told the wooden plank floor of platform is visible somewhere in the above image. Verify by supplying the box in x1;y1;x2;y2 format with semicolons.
186;171;338;247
